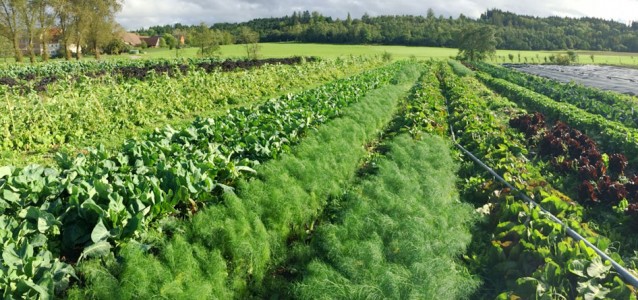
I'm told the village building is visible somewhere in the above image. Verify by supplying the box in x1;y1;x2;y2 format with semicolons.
19;28;81;56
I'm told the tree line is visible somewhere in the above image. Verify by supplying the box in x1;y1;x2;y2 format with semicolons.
139;23;261;59
0;0;121;62
139;9;638;53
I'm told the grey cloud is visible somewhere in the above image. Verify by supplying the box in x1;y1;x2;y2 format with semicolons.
116;0;638;30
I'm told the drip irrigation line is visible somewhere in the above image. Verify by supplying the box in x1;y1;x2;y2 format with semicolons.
441;79;638;288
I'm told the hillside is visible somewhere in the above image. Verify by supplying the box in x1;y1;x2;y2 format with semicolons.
136;9;638;52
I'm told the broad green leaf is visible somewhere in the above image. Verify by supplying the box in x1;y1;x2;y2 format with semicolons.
514;277;545;297
18;278;50;300
587;257;611;279
80;199;106;218
2;190;20;204
0;166;11;179
122;213;142;237
2;245;21;266
216;183;235;194
62;221;92;246
577;280;610;300
93;180;111;200
235;165;257;174
37;217;50;233
79;241;112;261
568;259;587;277
30;234;48;248
25;207;41;220
91;220;110;243
607;276;633;299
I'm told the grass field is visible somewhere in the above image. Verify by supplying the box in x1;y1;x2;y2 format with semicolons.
133;44;638;66
115;43;461;60
122;44;556;62
6;43;638;66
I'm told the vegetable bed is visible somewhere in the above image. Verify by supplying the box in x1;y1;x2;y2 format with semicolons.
0;61;404;298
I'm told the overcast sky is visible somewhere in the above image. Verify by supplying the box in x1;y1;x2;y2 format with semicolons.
115;0;638;30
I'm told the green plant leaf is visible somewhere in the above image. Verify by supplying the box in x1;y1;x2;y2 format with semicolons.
2;244;22;267
19;278;50;300
577;280;610;300
79;241;111;261
235;165;257;174
2;189;20;204
568;259;587;277
587;257;611;279
91;220;110;243
607;276;633;299
514;277;545;297
0;166;11;178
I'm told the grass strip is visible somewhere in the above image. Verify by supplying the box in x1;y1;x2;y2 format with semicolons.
67;62;420;299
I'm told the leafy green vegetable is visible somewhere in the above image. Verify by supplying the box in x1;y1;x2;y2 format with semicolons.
0;61;404;298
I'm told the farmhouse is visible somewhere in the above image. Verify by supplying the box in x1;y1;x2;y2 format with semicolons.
140;35;161;48
19;28;80;56
121;32;163;48
121;32;143;46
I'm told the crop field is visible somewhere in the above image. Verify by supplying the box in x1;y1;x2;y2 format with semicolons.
3;55;638;299
0;56;383;166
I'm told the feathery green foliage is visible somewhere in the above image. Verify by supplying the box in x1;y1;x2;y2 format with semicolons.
68;64;419;299
448;59;474;77
294;134;479;299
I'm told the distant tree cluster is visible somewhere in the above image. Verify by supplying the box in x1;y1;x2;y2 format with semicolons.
457;25;496;61
137;23;261;58
0;0;123;62
139;9;638;53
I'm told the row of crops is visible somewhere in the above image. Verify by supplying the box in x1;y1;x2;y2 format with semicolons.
0;57;319;89
441;65;638;299
449;61;638;298
0;59;411;298
0;56;383;165
473;62;638;128
4;54;638;299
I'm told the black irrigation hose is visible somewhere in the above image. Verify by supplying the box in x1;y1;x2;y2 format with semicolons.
445;107;638;289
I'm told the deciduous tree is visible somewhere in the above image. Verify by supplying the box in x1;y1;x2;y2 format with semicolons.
162;33;176;49
69;0;121;60
238;26;259;59
192;22;220;57
34;0;56;61
457;25;496;61
51;0;73;59
0;0;24;62
19;0;38;62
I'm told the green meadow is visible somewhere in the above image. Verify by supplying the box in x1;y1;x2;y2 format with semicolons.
130;43;638;66
2;43;638;66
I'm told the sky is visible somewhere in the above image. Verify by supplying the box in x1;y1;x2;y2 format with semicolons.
115;0;638;30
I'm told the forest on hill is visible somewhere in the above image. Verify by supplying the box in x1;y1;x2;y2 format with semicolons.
136;9;638;52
